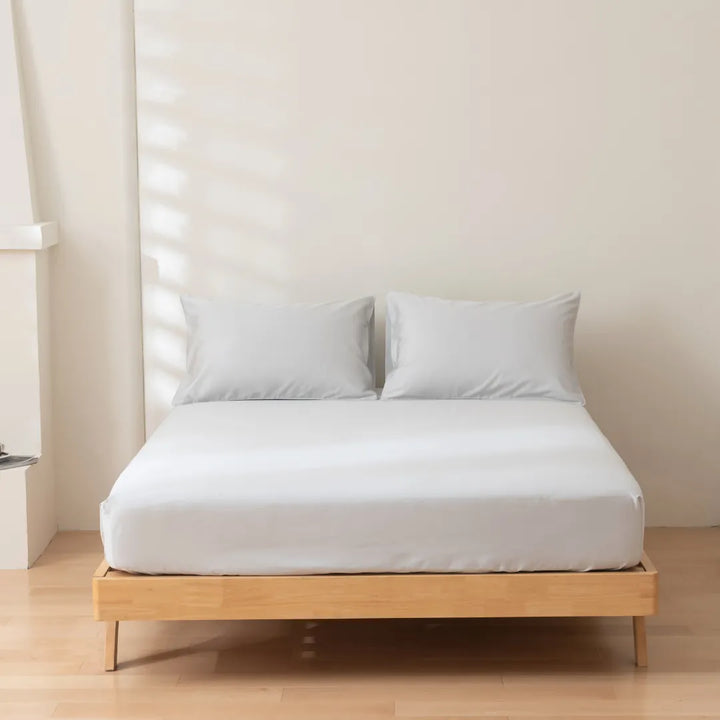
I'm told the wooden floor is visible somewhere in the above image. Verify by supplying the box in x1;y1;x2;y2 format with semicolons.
0;529;718;719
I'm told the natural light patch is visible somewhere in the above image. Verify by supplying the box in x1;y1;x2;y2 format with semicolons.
138;116;188;151
141;160;187;197
147;367;183;408
135;25;178;60
175;426;597;481
141;203;188;240
148;327;185;372
135;0;175;12
153;245;188;286
137;75;184;105
145;284;184;330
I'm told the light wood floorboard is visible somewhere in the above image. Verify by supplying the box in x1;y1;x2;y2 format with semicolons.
0;528;718;719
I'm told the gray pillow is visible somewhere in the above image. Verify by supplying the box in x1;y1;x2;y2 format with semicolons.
382;291;584;402
174;296;377;403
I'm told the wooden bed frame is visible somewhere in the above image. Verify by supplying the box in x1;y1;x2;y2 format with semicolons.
93;553;657;671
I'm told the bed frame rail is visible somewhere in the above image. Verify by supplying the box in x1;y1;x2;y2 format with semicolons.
93;553;658;671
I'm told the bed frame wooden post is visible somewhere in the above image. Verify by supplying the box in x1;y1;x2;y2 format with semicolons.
105;621;119;672
631;551;656;668
94;560;119;671
633;616;647;668
93;553;657;671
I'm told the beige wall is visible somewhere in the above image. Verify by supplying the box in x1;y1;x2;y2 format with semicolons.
14;0;145;530
12;0;720;528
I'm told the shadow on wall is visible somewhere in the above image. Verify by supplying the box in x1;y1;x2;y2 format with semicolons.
134;1;720;526
136;3;296;424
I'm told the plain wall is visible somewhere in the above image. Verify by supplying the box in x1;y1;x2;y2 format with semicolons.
11;0;720;528
137;0;719;526
13;0;145;530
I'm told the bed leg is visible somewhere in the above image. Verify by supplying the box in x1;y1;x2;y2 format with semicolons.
633;616;647;668
105;621;118;672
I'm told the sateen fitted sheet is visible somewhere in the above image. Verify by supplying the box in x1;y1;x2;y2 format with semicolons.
100;400;644;575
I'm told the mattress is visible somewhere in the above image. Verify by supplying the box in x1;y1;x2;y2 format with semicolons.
100;400;644;575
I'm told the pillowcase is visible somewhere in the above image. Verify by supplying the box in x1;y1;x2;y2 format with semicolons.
174;296;377;403
382;291;584;402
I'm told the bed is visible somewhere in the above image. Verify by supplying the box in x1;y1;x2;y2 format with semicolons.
93;399;658;670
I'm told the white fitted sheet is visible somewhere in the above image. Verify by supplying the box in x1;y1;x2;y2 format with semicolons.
100;400;644;575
